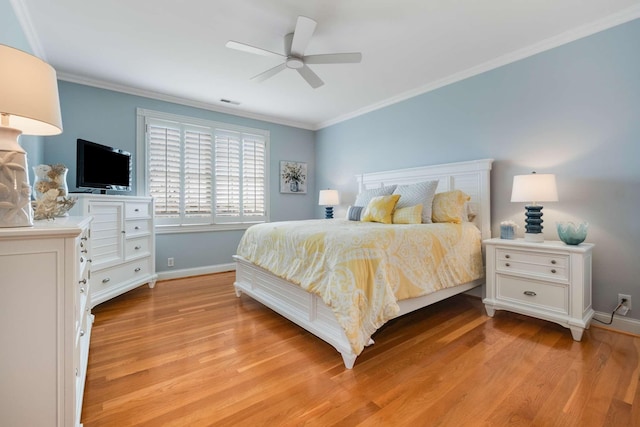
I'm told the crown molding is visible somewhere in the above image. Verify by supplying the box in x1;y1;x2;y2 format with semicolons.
9;0;47;59
316;6;640;130
57;72;316;130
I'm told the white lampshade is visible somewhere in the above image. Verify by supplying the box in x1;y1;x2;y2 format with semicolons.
318;189;339;206
0;44;63;227
0;45;63;136
511;173;558;204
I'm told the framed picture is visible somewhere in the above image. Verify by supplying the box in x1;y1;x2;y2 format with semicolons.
280;160;307;194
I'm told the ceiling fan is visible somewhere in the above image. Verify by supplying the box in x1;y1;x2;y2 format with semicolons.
225;16;362;89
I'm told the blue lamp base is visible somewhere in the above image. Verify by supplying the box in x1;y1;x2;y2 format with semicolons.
524;205;544;242
324;206;334;219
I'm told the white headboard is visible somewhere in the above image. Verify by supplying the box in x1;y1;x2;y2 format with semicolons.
356;159;493;241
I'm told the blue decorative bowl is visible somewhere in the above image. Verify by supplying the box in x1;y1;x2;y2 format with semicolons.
557;222;588;245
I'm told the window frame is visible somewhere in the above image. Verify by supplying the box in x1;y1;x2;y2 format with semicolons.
136;108;270;234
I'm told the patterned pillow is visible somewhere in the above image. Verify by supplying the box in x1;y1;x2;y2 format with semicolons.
354;185;397;207
431;190;470;224
361;194;401;224
392;180;439;223
346;205;364;221
392;204;423;224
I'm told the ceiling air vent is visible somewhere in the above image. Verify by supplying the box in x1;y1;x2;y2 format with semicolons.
220;98;240;106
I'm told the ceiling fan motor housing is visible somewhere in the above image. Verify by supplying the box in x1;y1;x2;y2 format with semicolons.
286;57;304;69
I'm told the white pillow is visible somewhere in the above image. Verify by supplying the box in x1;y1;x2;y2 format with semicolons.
354;185;397;207
392;180;439;223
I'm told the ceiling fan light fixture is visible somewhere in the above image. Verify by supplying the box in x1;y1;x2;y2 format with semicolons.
285;57;304;69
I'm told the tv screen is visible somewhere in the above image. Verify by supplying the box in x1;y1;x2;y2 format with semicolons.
77;139;131;192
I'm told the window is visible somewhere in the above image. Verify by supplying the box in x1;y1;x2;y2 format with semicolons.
137;109;269;231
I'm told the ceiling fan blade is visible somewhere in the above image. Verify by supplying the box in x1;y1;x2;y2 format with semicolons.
251;63;287;82
304;52;362;64
290;16;317;57
225;41;284;59
297;65;324;89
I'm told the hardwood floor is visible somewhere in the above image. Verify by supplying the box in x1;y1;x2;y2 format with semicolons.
82;272;640;426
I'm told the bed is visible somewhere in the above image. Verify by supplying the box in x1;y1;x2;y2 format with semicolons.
233;158;493;368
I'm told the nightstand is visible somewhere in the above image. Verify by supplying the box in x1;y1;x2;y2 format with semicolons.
483;238;594;341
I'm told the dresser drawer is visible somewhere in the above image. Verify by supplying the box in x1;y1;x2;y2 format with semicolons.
125;219;151;237
125;202;150;219
126;236;152;259
495;248;568;281
92;257;152;293
496;274;568;314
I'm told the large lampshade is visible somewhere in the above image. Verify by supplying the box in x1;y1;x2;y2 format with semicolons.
511;172;558;243
318;189;339;219
0;44;63;227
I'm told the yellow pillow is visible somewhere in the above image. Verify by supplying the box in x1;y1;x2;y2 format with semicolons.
432;190;470;224
392;204;423;224
361;194;401;224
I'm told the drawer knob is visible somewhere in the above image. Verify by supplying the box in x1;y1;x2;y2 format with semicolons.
135;245;141;250
80;330;85;337
80;256;84;263
135;267;141;272
505;263;510;267
80;287;85;293
135;208;140;212
102;278;111;284
524;291;537;297
551;269;556;274
505;254;511;259
551;260;557;265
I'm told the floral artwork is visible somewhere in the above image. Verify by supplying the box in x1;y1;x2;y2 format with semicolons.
280;161;307;194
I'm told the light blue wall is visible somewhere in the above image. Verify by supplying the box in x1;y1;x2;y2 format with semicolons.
44;81;315;271
316;19;640;318
1;0;44;178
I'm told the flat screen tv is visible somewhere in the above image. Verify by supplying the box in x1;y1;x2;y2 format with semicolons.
76;138;131;193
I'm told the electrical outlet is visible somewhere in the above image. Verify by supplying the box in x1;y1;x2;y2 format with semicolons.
168;257;174;267
618;294;631;316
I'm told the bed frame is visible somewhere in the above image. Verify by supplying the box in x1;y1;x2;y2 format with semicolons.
234;158;493;368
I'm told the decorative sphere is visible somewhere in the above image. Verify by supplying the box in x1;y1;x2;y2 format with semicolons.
557;222;588;245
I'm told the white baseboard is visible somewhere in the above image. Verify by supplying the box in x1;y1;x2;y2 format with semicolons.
156;263;235;281
592;310;640;336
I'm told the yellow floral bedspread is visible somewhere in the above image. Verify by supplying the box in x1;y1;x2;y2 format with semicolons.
236;219;483;355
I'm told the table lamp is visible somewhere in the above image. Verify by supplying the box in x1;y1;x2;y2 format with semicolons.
511;172;558;242
318;189;339;219
0;45;63;227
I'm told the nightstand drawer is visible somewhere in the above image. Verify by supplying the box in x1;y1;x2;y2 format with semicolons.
496;248;568;281
496;274;568;314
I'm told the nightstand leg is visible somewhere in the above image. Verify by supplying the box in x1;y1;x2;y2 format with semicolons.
484;305;495;317
569;326;584;341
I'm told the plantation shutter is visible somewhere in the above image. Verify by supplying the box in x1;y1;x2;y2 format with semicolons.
184;127;213;221
148;121;181;218
242;134;266;217
215;129;266;222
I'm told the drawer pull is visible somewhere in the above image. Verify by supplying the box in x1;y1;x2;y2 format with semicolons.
81;237;88;241
81;249;88;254
551;260;557;265
135;226;140;230
551;269;556;274
505;254;511;259
135;208;140;212
135;245;141;250
135;267;141;272
505;263;510;267
79;330;85;337
79;278;87;285
524;291;537;297
102;278;111;284
80;256;84;263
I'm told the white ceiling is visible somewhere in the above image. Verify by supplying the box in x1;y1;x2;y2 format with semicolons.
14;0;640;130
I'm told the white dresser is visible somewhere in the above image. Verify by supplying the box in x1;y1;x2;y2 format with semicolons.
483;238;594;341
0;216;92;427
71;194;157;307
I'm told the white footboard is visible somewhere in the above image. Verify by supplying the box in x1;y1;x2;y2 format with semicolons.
233;255;359;369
